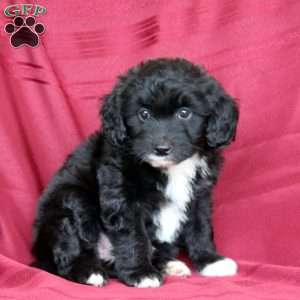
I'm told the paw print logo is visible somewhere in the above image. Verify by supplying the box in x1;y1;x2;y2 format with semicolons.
4;16;45;48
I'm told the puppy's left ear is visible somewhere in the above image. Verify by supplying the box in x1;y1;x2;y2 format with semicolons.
206;89;239;148
101;92;127;147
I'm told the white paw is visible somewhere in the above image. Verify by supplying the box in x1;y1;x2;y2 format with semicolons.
200;258;238;277
86;273;105;287
134;276;161;288
165;260;191;277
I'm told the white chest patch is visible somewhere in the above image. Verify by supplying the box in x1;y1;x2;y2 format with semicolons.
154;154;208;243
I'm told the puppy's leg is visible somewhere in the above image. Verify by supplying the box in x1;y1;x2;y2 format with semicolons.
33;217;108;286
105;216;162;288
32;189;108;286
98;165;162;288
183;191;238;277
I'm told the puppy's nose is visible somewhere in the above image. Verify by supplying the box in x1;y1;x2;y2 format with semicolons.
154;144;172;156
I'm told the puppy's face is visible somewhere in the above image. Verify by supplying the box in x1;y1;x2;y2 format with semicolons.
123;86;208;168
102;58;239;169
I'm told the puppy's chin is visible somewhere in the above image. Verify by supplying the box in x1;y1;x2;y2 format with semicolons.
146;154;176;169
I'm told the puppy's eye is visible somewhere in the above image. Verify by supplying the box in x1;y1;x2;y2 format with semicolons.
177;108;192;120
138;108;151;121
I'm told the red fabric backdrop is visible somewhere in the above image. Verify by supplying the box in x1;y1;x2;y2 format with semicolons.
1;1;300;299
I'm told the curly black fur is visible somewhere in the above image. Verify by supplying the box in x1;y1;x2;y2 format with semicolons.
32;58;239;287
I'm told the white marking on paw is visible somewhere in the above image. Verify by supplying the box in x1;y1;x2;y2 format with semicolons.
86;273;105;287
165;260;191;277
134;277;161;288
200;258;238;277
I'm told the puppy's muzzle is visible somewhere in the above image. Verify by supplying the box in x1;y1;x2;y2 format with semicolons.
147;142;175;168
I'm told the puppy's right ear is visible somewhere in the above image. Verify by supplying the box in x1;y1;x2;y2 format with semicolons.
101;92;127;147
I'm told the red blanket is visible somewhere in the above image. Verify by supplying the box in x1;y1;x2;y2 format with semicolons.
1;1;300;299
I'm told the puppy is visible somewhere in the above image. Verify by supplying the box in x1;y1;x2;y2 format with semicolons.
32;58;239;288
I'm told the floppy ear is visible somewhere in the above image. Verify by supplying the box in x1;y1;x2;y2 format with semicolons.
101;92;127;147
206;91;239;148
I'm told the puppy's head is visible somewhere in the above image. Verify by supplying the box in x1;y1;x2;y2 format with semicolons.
102;58;239;168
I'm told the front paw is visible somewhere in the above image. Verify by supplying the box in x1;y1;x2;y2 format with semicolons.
199;257;238;277
164;260;191;277
121;269;163;288
134;275;162;288
85;273;107;287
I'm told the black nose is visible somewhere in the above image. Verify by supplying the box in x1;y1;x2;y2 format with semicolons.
154;144;172;156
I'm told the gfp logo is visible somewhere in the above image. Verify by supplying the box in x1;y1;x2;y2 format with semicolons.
3;4;46;48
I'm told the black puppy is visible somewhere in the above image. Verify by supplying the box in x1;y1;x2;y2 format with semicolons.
32;58;239;288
